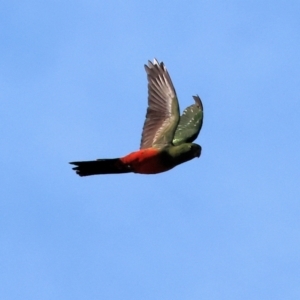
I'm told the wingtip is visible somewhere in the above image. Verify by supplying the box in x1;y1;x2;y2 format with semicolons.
144;58;167;75
144;59;156;73
146;58;159;68
153;58;159;65
146;58;164;68
192;95;203;110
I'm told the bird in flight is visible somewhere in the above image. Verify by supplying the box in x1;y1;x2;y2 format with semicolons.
70;59;204;176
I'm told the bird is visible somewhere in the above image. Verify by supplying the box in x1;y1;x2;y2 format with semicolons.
70;59;204;176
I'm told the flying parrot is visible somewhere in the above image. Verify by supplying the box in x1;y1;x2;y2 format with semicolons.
70;59;204;176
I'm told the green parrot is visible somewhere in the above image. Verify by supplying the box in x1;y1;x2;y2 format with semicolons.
70;59;204;176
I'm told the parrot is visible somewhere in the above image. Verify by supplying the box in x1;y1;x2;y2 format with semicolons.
70;59;204;176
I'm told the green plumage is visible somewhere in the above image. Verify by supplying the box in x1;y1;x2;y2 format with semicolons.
172;95;203;146
161;143;202;169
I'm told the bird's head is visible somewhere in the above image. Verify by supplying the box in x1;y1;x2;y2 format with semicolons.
165;143;202;167
191;143;201;158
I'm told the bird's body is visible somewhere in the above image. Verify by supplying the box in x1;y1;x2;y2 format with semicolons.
70;59;204;176
121;148;170;174
73;143;201;176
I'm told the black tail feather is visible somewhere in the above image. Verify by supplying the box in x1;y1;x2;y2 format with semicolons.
69;158;132;176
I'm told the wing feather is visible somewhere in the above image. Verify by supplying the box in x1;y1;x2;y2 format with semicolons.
140;59;180;149
172;95;204;145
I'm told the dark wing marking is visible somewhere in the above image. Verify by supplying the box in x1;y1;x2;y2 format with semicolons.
140;59;180;149
172;95;204;146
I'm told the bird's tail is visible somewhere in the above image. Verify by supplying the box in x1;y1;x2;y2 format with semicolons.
69;158;132;176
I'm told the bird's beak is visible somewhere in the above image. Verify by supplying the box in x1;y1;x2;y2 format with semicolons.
195;146;201;158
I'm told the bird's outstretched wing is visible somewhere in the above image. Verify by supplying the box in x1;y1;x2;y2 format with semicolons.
140;59;180;149
172;95;204;146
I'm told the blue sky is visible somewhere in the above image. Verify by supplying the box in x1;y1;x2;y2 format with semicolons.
1;1;300;299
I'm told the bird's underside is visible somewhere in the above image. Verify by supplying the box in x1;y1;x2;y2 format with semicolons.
70;59;203;176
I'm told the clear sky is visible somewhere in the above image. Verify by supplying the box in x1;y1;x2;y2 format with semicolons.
1;1;300;299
